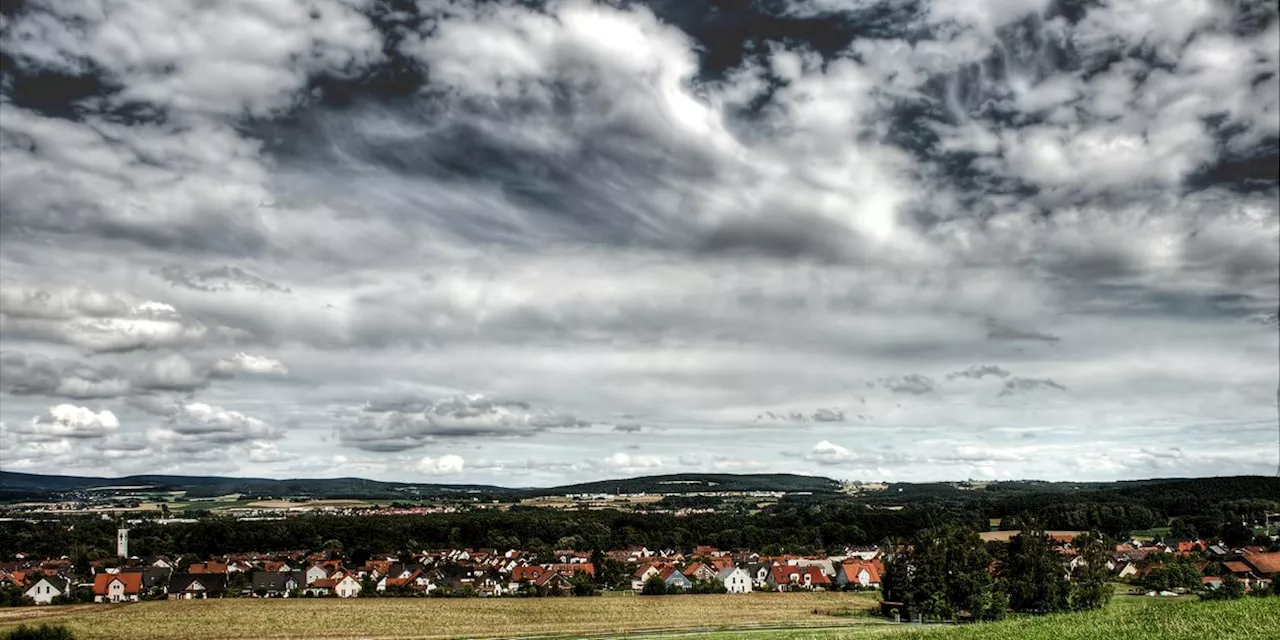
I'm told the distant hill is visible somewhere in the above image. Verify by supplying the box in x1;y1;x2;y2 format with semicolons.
0;471;839;500
538;473;842;496
0;471;514;500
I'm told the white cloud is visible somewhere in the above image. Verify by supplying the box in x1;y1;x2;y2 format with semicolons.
811;440;857;465
602;452;664;470
416;454;466;475
214;352;289;376
1;0;384;117
30;404;120;438
162;402;281;443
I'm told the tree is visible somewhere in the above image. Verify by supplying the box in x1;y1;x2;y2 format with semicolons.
1001;520;1070;613
1068;532;1113;611
1169;518;1198;541
1221;523;1253;548
640;575;667;596
569;573;597;597
893;524;1005;621
1202;575;1246;600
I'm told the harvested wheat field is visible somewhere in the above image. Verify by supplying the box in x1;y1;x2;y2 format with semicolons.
0;592;888;640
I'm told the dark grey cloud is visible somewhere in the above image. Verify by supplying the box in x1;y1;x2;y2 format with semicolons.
613;424;644;433
0;351;132;399
877;374;939;395
947;365;1012;380
158;265;291;294
811;408;846;422
999;377;1068;397
986;319;1061;343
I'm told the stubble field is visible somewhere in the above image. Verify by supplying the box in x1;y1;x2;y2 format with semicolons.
0;591;886;640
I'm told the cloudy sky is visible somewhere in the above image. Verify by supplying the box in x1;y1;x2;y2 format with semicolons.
1;0;1276;486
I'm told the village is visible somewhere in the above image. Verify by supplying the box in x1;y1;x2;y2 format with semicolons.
3;527;1277;606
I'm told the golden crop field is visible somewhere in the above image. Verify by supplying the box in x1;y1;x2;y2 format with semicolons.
0;592;888;640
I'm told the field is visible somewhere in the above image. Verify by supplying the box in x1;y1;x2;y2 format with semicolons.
1;593;1275;640
0;592;885;639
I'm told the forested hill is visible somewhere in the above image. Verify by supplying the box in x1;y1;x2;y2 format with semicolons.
0;471;513;500
0;471;838;500
543;473;841;495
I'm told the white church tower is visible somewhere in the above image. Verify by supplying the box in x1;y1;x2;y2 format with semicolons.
117;528;129;558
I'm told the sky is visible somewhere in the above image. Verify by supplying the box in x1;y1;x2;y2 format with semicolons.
0;0;1277;487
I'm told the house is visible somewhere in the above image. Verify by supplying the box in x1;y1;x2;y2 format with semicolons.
168;573;226;600
309;575;361;598
533;571;572;594
684;562;717;583
187;562;228;575
143;556;175;570
551;563;595;578
792;558;836;577
379;569;434;593
1114;561;1139;580
843;546;880;561
120;567;172;597
837;561;881;589
1223;561;1257;584
252;571;305;597
631;564;663;592
1242;551;1280;584
305;564;330;585
24;576;70;605
767;565;830;591
93;572;143;603
1201;576;1223;589
716;567;752;593
660;566;693;592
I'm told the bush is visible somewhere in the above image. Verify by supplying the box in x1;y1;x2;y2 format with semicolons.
3;624;75;640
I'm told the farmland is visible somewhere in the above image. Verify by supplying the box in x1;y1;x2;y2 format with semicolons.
2;593;1275;640
0;592;886;639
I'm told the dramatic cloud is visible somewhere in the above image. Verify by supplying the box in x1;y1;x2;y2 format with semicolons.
0;0;1275;482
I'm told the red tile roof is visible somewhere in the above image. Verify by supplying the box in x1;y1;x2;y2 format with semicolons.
840;561;882;584
551;563;595;577
1223;561;1254;575
512;566;547;582
1243;552;1280;576
92;572;143;596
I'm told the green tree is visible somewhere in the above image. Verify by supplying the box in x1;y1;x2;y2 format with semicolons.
895;524;1005;621
1001;519;1070;613
1169;518;1197;540
1068;532;1113;611
640;575;667;596
1202;575;1246;600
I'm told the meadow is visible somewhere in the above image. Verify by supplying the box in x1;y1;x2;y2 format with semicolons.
1;593;1275;640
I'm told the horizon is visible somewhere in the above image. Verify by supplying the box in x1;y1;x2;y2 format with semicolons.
5;468;1256;490
1;0;1277;486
